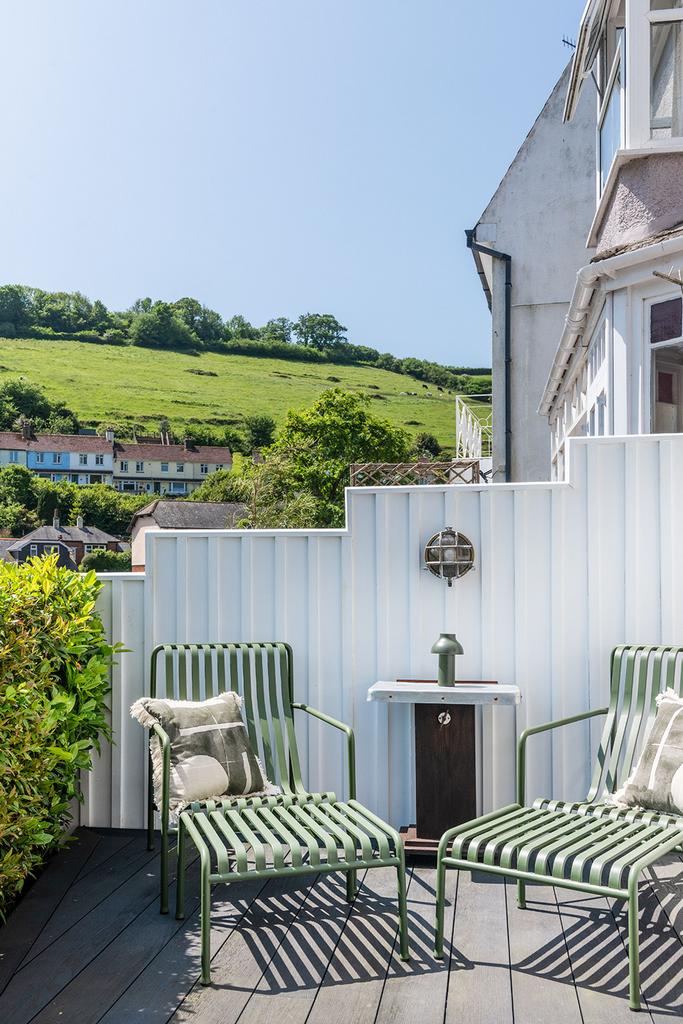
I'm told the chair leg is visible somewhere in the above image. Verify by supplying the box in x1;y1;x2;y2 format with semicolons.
200;855;212;985
396;851;410;962
627;875;641;1012
517;880;526;909
434;858;446;959
146;752;155;851
160;819;169;915
346;868;357;903
175;816;186;920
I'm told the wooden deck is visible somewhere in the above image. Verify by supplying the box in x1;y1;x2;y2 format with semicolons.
1;828;683;1023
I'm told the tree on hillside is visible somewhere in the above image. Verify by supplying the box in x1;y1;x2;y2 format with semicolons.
270;388;411;525
130;302;197;350
0;501;39;537
0;285;33;333
292;313;347;350
71;485;149;536
34;480;78;525
0;465;38;510
189;468;250;504
244;414;276;451
412;432;442;458
0;379;79;433
262;317;292;343
172;297;224;343
225;315;259;340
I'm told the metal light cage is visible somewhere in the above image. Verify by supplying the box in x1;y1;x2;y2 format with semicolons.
423;527;475;586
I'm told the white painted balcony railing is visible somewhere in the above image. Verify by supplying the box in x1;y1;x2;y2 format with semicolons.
85;433;683;833
455;394;492;459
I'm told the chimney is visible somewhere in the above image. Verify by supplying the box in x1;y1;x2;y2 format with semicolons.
183;436;193;451
20;417;32;441
76;515;84;529
52;509;60;529
105;426;114;443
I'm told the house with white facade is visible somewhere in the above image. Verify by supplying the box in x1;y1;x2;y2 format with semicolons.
541;0;683;479
465;62;597;482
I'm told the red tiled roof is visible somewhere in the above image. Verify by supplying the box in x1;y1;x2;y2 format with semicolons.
0;432;231;463
113;442;231;463
0;432;110;452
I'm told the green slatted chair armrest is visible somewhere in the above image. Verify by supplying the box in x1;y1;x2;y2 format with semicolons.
292;702;356;801
517;707;609;805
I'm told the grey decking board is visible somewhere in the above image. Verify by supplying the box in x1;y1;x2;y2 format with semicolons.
506;882;584;1024
0;828;99;996
29;861;205;1024
73;829;140;883
25;833;159;962
445;871;514;1024
97;877;267;1024
237;869;369;1024
169;872;321;1024
305;864;412;1024
0;847;174;1023
375;866;455;1024
553;886;649;1024
634;857;683;1022
3;831;683;1023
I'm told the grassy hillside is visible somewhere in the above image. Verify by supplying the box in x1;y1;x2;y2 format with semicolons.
0;338;490;450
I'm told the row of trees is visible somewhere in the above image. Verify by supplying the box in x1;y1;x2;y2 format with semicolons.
0;285;490;395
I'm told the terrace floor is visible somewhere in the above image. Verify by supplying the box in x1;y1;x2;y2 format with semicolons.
1;828;683;1023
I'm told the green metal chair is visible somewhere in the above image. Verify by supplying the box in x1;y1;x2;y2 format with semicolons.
434;644;683;1011
146;642;408;983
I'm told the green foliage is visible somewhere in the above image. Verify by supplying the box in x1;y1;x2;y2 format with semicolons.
292;313;347;350
0;464;39;509
71;485;149;537
412;431;442;458
270;388;411;526
0;501;39;537
237;456;321;529
244;413;276;450
0;556;115;917
0;378;79;433
130;301;197;351
80;549;131;572
34;480;78;525
189;468;250;503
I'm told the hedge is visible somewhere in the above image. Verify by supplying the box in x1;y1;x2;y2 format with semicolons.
0;556;115;918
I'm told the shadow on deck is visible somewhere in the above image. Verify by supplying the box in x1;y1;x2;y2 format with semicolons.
0;828;682;1023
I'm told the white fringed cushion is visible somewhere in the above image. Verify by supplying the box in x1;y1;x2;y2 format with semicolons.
614;689;683;815
131;692;277;813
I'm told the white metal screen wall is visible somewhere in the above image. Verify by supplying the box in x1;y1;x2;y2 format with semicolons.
82;434;683;829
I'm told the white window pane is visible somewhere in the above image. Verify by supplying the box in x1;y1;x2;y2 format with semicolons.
651;21;683;137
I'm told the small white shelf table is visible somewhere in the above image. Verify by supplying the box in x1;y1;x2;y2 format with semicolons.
367;680;521;854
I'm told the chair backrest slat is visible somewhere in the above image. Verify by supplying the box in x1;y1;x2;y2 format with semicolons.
589;644;683;800
150;641;302;794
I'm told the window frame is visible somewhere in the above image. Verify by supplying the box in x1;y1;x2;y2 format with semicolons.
79;453;88;466
597;27;626;195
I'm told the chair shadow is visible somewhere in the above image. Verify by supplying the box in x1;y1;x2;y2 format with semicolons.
506;866;683;1016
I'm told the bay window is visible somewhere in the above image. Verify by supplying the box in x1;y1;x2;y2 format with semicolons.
649;293;683;431
650;1;683;138
599;28;625;191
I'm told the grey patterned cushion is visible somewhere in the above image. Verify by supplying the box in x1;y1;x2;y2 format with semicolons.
614;689;683;815
131;692;277;813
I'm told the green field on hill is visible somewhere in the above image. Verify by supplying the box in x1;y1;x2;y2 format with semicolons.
0;337;490;450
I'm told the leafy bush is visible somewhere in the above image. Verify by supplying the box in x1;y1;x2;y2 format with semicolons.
80;549;131;572
0;556;115;917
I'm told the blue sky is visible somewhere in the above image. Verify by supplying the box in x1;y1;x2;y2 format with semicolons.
0;1;585;367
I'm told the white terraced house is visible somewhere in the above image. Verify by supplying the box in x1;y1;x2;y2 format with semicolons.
0;422;231;495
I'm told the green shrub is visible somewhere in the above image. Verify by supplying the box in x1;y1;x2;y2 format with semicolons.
0;556;116;918
80;549;131;572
